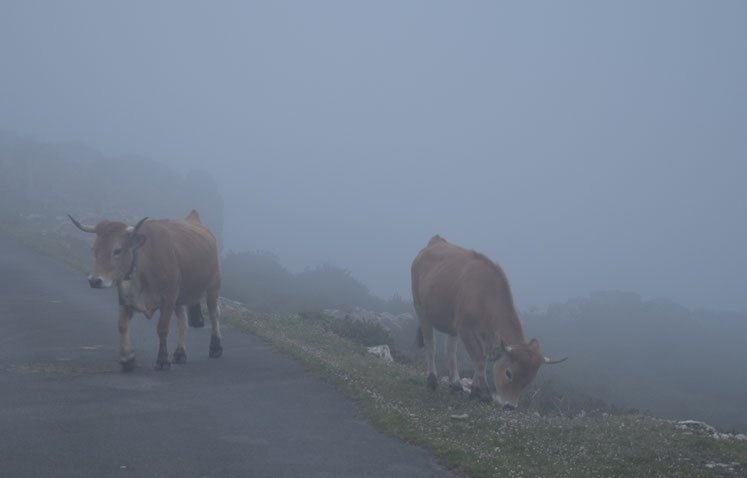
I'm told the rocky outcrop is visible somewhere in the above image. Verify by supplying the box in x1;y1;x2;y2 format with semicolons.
676;420;747;441
323;307;415;333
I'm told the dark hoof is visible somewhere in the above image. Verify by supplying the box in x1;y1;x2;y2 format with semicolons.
173;347;187;364
209;335;223;358
155;357;171;371
450;382;464;393
427;374;438;391
121;357;136;372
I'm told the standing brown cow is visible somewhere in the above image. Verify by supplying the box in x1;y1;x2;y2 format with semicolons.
411;235;566;407
69;210;222;371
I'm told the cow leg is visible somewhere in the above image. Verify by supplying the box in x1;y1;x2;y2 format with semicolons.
155;302;174;370
118;305;136;372
187;303;205;328
445;334;462;392
173;305;187;364
207;289;222;358
420;324;438;391
458;326;491;403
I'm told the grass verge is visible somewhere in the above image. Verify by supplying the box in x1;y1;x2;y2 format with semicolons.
223;306;747;478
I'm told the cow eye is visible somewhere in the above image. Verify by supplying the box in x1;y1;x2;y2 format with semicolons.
113;248;122;257
505;369;513;381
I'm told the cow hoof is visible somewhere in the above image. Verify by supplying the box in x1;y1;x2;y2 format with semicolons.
427;374;438;391
121;358;136;372
209;336;223;358
173;347;187;364
155;358;171;371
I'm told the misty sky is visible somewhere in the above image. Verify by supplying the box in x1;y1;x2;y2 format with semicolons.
2;1;746;310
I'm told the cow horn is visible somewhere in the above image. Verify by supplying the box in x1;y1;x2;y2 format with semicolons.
68;215;96;233
126;217;149;234
544;356;568;365
491;341;512;361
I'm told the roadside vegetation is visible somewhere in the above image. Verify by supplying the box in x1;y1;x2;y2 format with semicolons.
221;249;411;314
222;304;747;477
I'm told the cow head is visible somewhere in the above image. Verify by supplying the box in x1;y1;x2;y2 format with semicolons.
491;339;567;408
68;216;148;288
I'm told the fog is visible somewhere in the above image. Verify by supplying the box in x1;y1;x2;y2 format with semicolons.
2;1;746;311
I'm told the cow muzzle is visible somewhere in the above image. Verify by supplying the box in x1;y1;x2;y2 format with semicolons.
492;393;517;409
88;275;112;289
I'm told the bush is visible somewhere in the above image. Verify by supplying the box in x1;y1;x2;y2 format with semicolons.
220;250;295;312
221;252;414;316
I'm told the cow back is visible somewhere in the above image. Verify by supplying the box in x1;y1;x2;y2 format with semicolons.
137;218;221;305
412;236;524;342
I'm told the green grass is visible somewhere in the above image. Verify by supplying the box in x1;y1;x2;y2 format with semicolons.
223;307;747;477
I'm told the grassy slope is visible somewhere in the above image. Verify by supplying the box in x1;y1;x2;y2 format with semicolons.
222;307;747;478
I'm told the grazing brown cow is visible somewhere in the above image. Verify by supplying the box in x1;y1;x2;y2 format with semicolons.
411;235;566;407
69;210;222;371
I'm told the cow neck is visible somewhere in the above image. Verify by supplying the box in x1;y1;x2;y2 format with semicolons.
123;246;142;281
502;309;527;346
118;245;143;307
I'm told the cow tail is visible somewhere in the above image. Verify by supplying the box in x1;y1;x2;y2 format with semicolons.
416;326;424;348
188;304;205;328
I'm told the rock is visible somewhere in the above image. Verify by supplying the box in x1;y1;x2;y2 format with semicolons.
676;420;747;441
323;308;415;333
677;420;717;434
367;345;393;362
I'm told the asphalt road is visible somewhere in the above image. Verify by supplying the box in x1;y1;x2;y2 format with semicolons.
0;231;454;478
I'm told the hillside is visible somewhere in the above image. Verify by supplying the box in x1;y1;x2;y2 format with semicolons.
220;249;412;314
522;292;747;433
0;132;224;250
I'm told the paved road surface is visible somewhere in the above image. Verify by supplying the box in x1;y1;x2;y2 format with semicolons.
0;231;454;478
